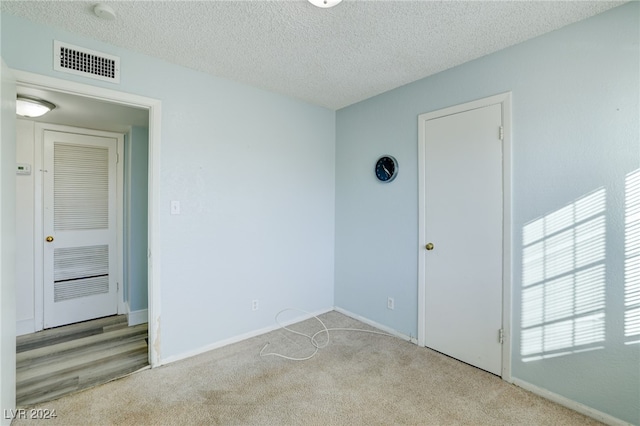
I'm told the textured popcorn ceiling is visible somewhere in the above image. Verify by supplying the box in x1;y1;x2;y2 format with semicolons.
1;1;625;110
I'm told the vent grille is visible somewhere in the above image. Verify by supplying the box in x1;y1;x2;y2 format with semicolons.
54;41;120;83
54;142;109;231
54;245;109;302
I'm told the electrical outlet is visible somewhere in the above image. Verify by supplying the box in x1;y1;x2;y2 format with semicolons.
387;297;394;310
252;299;259;311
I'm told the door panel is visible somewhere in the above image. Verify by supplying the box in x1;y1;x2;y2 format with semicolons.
43;130;118;328
424;103;503;375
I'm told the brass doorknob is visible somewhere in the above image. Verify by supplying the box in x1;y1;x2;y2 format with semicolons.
46;236;54;242
425;242;434;251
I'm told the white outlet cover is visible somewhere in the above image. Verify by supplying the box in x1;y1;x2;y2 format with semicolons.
170;200;180;215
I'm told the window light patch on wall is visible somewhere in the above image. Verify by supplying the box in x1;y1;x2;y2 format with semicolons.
520;188;607;362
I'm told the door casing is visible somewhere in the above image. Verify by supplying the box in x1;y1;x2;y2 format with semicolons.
1;57;18;426
417;92;513;381
13;69;162;368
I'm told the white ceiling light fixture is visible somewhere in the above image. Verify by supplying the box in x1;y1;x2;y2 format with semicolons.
94;3;116;20
16;95;56;118
308;0;342;8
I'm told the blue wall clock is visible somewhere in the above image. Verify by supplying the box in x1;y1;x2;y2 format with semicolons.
375;155;398;183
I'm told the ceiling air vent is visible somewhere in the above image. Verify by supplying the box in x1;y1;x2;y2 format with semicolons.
53;41;120;83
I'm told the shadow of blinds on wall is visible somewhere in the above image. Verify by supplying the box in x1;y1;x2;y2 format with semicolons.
625;169;640;344
521;188;606;362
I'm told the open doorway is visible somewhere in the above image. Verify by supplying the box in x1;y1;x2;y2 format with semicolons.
12;71;162;405
16;87;148;333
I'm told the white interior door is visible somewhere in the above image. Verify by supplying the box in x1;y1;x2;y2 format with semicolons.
43;130;118;328
423;103;503;375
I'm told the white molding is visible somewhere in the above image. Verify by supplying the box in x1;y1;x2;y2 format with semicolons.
161;307;333;366
511;378;632;426
33;124;44;332
334;306;418;344
128;309;148;327
147;96;162;368
16;319;35;337
116;135;125;315
13;69;162;368
417;92;513;381
501;93;513;382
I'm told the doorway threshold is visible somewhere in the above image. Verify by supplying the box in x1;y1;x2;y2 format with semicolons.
16;315;148;407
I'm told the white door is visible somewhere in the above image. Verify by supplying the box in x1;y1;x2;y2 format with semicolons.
423;103;503;375
43;130;118;328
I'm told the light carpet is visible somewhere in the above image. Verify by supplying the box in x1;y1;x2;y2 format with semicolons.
13;311;602;425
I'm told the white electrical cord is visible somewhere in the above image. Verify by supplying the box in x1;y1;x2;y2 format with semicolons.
259;308;397;361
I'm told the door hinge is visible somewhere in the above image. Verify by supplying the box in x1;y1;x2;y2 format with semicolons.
117;282;120;291
498;328;504;344
116;153;120;163
499;126;504;141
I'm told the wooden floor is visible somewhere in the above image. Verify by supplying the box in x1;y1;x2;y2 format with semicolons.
16;315;149;407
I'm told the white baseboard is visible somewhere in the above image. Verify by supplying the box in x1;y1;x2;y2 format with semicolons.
511;378;631;426
161;307;334;366
128;309;148;326
16;319;35;336
333;306;418;344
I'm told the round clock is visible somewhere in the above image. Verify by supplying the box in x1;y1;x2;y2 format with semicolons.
375;155;398;183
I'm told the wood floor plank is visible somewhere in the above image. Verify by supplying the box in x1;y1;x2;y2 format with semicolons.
16;334;148;374
78;350;149;387
17;377;80;407
16;315;149;408
17;323;147;366
16;315;128;353
17;340;149;383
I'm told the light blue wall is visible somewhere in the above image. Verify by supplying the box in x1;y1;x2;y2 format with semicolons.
125;126;149;313
335;3;639;424
1;13;336;359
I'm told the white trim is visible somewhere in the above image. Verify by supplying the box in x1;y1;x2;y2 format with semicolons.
162;307;333;365
501;94;513;382
511;378;631;426
16;319;34;337
1;57;17;426
33;125;44;331
147;94;162;368
13;70;162;368
116;135;125;315
334;306;418;344
128;309;148;326
417;92;513;381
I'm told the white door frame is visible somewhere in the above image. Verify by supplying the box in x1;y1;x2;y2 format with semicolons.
1;58;18;426
13;69;162;368
36;123;124;328
417;92;512;380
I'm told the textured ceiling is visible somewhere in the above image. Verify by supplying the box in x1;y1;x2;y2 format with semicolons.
1;1;626;110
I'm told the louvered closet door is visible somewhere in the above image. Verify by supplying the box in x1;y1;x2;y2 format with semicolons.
43;130;118;328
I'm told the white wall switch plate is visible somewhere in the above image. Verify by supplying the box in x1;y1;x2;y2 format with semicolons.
170;200;181;215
